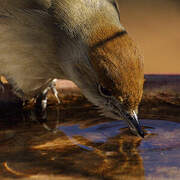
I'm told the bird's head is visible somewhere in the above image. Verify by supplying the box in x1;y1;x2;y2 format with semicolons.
72;29;144;138
55;0;144;137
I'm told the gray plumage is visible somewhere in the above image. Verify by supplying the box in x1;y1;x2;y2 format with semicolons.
0;9;60;98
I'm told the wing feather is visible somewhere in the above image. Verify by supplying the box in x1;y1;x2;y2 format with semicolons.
0;9;61;98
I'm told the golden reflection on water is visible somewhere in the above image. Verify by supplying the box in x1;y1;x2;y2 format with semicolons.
0;105;180;180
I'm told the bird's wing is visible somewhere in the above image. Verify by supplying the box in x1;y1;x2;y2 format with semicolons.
0;8;61;98
0;0;51;10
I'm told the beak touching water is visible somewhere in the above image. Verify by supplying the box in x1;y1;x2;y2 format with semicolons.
125;111;144;138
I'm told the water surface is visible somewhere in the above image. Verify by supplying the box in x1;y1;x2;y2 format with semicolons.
0;106;180;180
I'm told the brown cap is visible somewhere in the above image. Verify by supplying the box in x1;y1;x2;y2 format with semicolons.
89;28;144;112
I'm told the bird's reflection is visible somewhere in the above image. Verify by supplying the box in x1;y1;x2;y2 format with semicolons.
33;106;145;179
0;105;145;179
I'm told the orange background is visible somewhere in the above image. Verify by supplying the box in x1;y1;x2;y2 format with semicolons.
118;0;180;74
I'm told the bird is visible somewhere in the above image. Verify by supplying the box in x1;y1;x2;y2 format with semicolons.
0;0;145;137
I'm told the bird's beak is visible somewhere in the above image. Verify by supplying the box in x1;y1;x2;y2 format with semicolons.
125;111;144;138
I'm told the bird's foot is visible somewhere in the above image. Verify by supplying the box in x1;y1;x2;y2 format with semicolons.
34;80;60;132
50;79;61;104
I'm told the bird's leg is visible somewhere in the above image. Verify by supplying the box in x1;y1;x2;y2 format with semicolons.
34;86;50;127
34;79;61;132
50;79;60;133
50;79;61;104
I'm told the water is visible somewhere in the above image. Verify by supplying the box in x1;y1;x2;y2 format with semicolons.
0;106;180;180
140;120;180;180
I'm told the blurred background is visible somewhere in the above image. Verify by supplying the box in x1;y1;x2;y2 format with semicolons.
118;0;180;74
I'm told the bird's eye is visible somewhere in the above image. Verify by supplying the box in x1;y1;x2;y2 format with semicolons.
98;84;112;97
